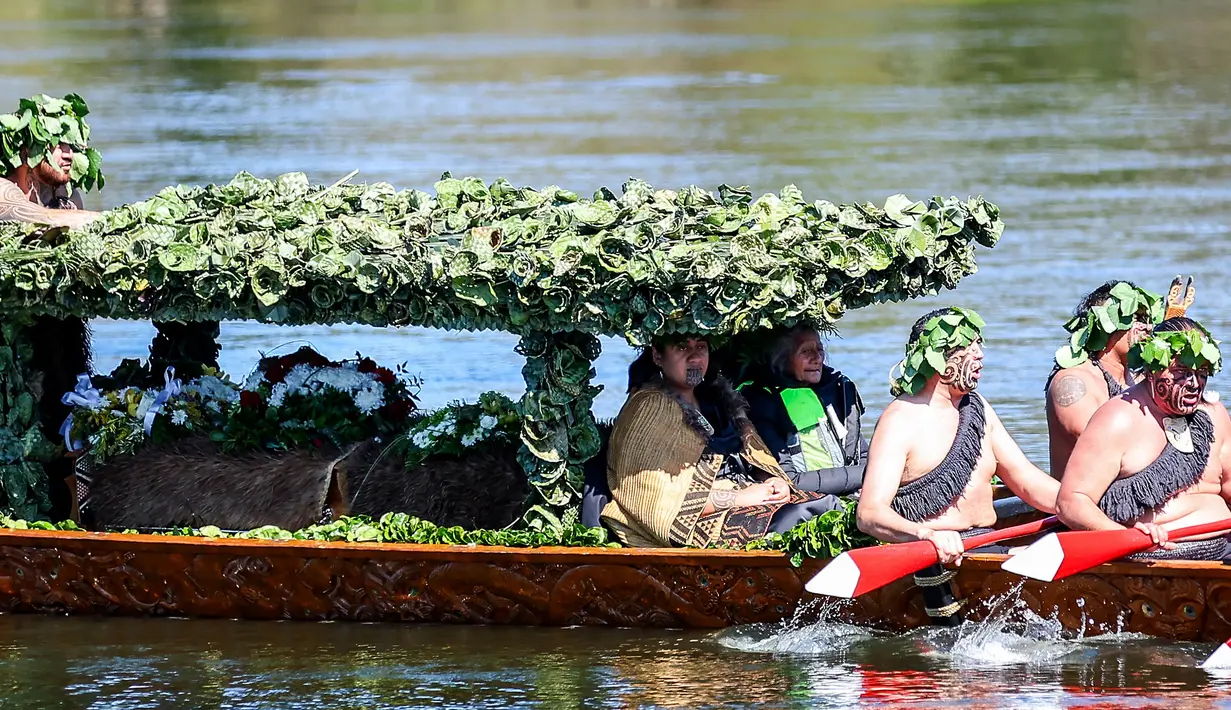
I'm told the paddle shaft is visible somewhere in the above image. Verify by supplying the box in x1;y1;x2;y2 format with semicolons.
963;515;1059;551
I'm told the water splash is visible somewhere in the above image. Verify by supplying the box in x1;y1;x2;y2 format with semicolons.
916;585;1085;668
713;599;878;656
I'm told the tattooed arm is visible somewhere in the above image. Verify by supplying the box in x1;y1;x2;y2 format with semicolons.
0;180;99;229
700;478;789;515
1047;369;1105;439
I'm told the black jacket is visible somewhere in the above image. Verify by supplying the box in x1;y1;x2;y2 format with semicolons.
742;366;866;495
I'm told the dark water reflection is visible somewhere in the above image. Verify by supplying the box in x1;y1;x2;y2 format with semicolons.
3;0;1231;706
4;614;1231;709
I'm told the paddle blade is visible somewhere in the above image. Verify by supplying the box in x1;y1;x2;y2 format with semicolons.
1000;528;1151;582
1203;640;1231;669
805;540;939;598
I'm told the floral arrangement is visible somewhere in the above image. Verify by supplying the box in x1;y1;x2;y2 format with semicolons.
221;347;420;451
62;347;420;463
62;368;239;466
400;391;521;468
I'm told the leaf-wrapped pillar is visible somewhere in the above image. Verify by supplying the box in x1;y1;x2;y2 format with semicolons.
0;321;59;520
515;331;603;530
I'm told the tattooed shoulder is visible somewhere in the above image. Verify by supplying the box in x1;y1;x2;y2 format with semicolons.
1052;375;1087;408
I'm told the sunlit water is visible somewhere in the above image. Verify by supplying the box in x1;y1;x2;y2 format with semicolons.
3;0;1231;706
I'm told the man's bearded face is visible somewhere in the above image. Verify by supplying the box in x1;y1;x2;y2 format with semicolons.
1149;360;1208;416
939;340;983;393
32;143;74;188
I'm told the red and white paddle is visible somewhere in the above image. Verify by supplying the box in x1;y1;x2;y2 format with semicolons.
804;516;1059;598
1203;638;1231;669
1000;517;1231;582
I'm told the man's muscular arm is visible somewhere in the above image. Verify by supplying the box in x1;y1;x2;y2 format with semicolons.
985;401;1060;513
1058;403;1134;531
1048;369;1102;440
0;180;98;229
855;407;928;542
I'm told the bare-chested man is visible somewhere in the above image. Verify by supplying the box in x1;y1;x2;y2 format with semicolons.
1046;281;1164;477
1;94;103;230
1;94;105;521
857;307;1060;566
1058;317;1231;559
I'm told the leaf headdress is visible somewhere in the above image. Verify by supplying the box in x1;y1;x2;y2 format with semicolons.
0;93;104;193
890;307;985;396
1128;324;1222;376
1054;282;1162;369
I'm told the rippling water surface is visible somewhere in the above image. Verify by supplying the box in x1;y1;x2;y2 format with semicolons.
2;0;1231;706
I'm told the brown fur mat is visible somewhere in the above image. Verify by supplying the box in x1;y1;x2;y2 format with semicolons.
342;437;527;530
85;437;345;531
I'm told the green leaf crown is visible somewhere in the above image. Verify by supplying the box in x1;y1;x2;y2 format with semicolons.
0;93;104;193
1128;325;1222;376
1054;282;1162;369
891;306;985;396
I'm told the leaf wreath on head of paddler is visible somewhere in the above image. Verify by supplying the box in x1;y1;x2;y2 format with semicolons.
889;306;985;397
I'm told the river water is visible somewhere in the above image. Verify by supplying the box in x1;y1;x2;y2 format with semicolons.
2;0;1231;706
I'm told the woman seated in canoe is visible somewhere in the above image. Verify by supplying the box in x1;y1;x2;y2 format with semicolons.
601;334;841;548
740;325;866;496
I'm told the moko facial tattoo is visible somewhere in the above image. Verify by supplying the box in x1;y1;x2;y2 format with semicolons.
891;307;985;396
0;93;104;193
1130;326;1222;417
1054;282;1162;368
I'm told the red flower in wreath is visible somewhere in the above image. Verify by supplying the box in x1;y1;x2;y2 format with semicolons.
239;390;264;410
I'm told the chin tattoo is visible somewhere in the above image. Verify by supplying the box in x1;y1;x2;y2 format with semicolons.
940;353;980;393
685;368;705;388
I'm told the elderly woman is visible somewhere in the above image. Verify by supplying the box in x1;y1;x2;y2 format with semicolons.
742;326;866;496
601;335;840;548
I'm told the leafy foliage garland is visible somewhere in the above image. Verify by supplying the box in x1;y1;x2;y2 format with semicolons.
1054;282;1163;369
1129;326;1223;375
890;307;985;396
0;171;1001;341
516;331;603;529
0;323;57;519
0;94;104;193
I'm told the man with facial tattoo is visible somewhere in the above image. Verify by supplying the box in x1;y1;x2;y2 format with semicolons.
1058;317;1231;560
856;308;1060;562
1045;281;1164;477
856;308;1060;623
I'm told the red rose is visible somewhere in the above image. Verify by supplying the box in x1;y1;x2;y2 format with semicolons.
374;368;395;385
357;358;377;374
240;390;264;409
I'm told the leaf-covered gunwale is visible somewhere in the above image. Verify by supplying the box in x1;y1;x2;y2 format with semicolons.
0;170;1003;531
0;171;1002;341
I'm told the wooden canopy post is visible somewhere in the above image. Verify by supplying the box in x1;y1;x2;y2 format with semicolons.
515;330;603;530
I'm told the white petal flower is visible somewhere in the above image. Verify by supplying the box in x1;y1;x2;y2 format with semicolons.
479;415;498;430
460;433;478;447
269;383;289;408
171;410;188;426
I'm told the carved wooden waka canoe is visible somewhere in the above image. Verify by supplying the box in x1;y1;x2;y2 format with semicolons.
1;527;1227;642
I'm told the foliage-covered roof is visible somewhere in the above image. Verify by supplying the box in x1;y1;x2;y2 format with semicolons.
0;172;1002;342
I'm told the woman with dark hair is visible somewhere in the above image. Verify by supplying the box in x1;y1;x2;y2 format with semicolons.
742;326;866;496
601;335;841;548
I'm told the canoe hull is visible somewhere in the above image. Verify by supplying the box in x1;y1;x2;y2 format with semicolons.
0;529;1228;641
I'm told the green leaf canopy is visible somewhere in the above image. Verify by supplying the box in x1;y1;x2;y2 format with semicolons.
0;172;1002;342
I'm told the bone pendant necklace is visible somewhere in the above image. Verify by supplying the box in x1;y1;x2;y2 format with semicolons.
1163;416;1194;454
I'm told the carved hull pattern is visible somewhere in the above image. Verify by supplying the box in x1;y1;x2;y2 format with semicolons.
0;529;1228;641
